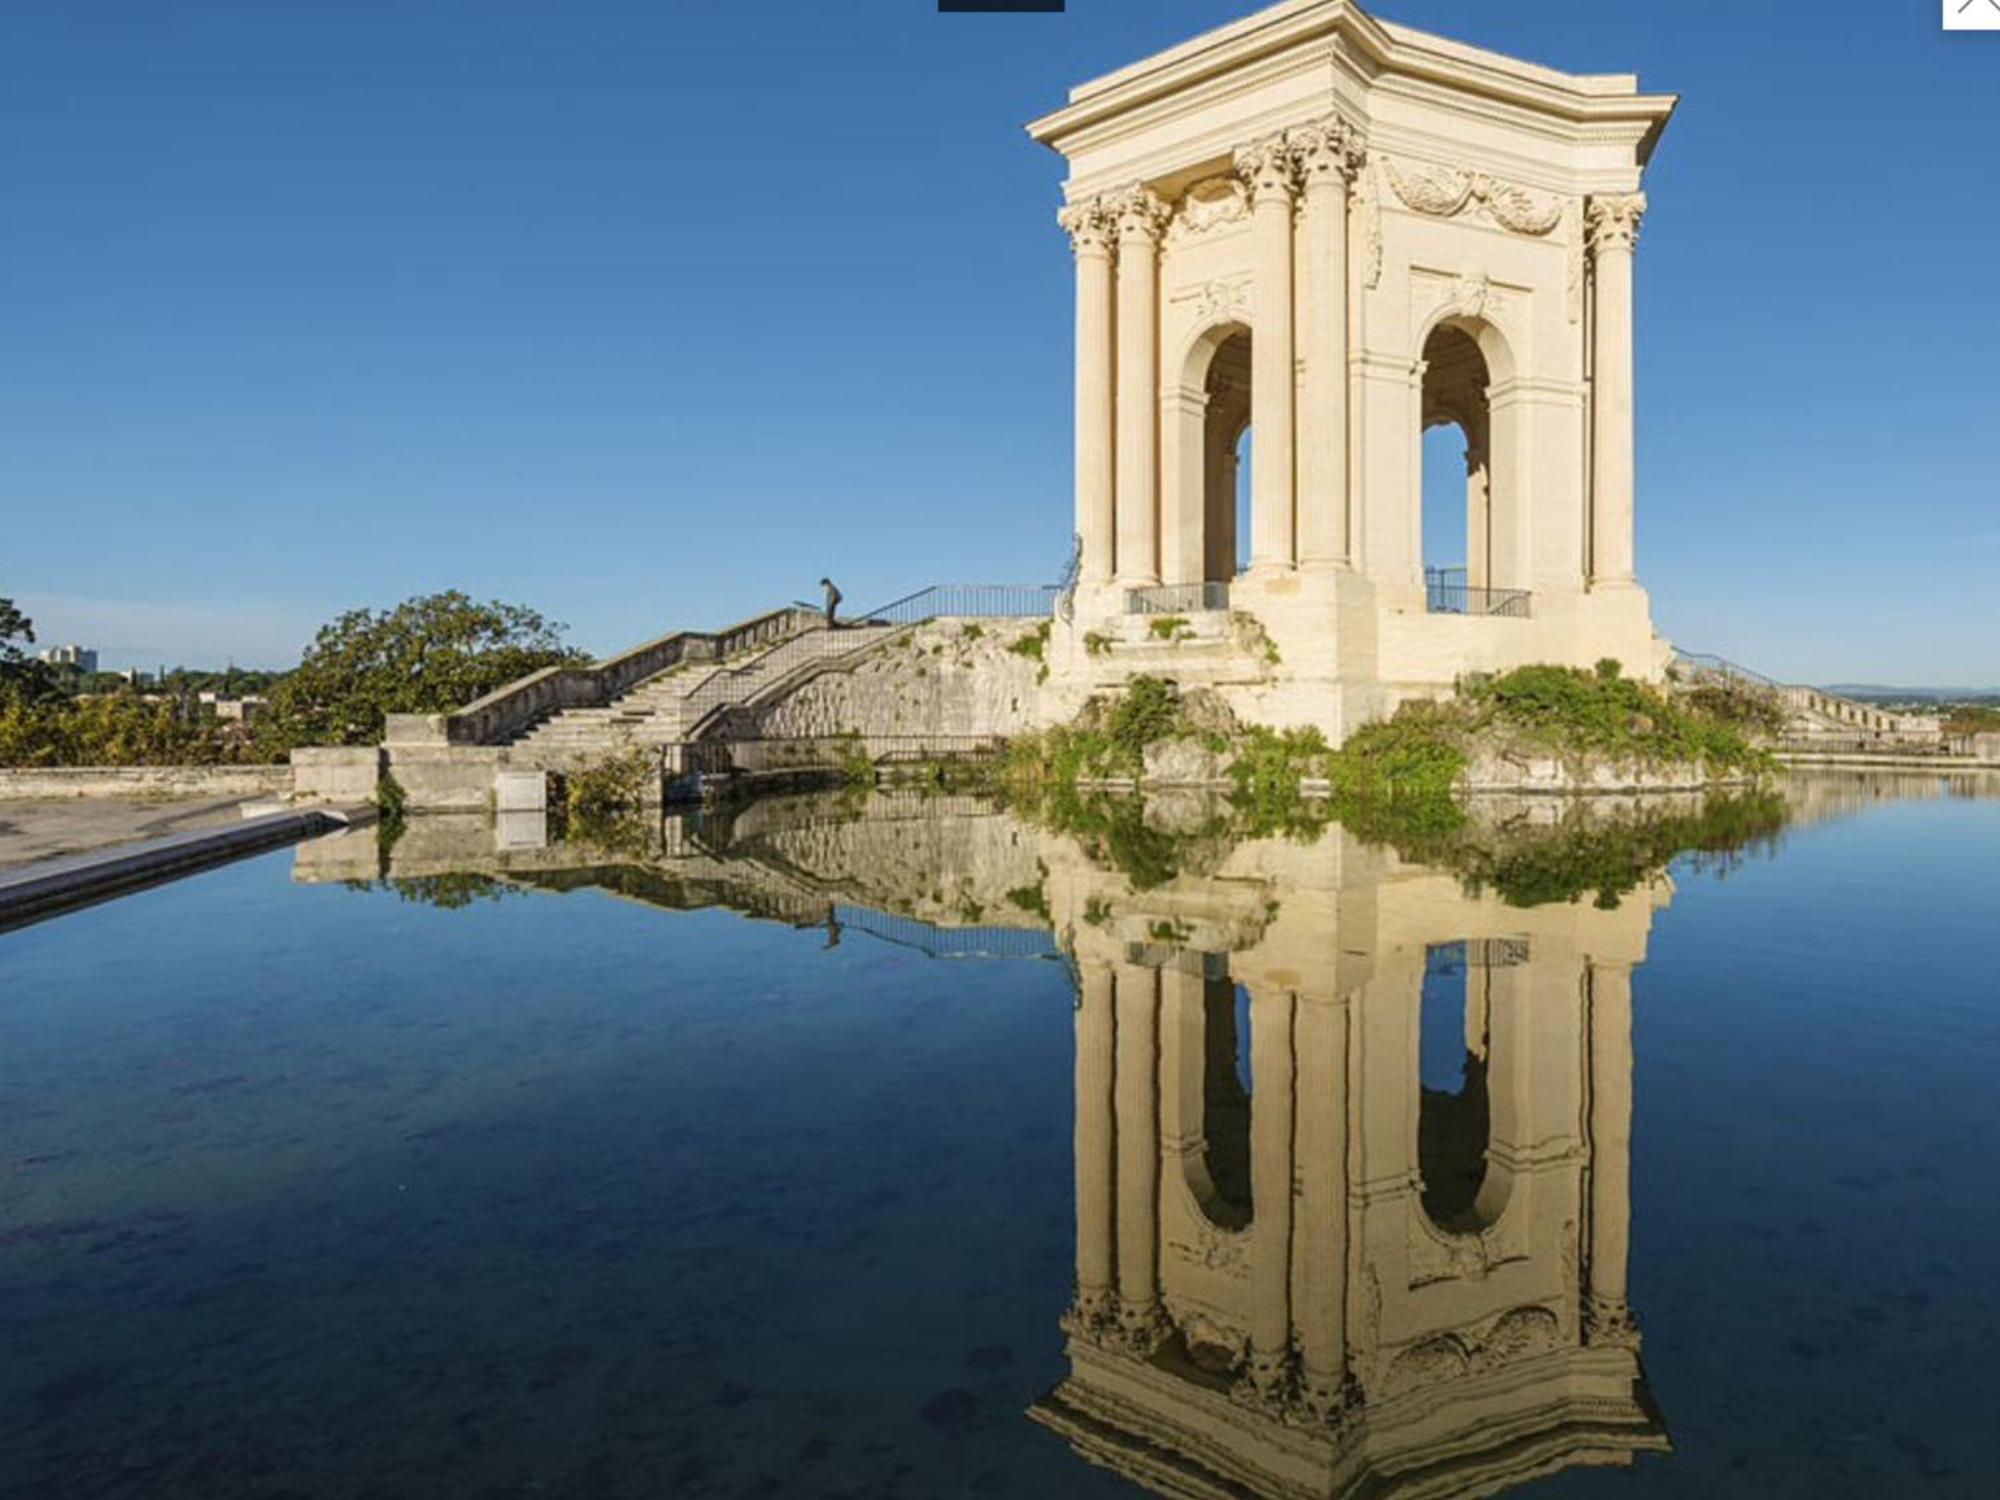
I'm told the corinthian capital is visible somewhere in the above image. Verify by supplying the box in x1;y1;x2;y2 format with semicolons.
1287;115;1364;190
1234;133;1298;203
1586;192;1647;254
1106;182;1172;243
1057;197;1116;257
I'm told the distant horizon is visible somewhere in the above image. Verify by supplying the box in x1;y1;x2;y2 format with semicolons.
6;1;1996;683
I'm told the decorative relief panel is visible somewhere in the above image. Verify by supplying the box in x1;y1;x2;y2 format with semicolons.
1357;158;1384;289
1170;275;1254;326
1378;1304;1563;1397
1409;267;1527;345
1165;175;1251;245
1381;157;1566;236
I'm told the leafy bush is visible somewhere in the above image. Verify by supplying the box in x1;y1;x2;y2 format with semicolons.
0;693;238;767
562;750;654;819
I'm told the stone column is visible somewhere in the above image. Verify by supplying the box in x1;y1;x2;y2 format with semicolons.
1244;984;1295;1401
1587;194;1646;587
1585;960;1638;1345
1112;186;1169;590
1237;137;1297;572
1114;961;1165;1349
1070;960;1117;1334
1291;119;1358;569
1291;992;1349;1418
1061;199;1117;585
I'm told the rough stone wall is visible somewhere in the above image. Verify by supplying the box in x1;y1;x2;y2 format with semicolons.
748;618;1048;747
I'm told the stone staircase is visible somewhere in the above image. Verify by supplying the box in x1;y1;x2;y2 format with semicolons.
1673;651;1942;749
510;621;903;761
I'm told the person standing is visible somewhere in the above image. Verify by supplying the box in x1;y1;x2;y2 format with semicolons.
819;577;843;628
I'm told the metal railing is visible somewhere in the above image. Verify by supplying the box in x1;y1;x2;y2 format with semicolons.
833;906;1063;963
1126;581;1231;615
1424;567;1531;619
843;583;1062;625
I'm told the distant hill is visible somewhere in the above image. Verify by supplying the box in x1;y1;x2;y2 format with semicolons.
1826;685;2000;703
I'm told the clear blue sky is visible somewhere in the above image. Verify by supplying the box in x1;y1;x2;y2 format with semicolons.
4;1;1994;685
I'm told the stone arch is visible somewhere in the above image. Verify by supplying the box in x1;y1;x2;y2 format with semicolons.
1415;311;1523;600
1417;941;1516;1236
1170;320;1254;584
1177;973;1254;1231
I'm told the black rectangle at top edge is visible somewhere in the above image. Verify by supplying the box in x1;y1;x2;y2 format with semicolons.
939;1;1065;13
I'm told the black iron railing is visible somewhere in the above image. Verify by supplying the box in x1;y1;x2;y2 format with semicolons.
1424;567;1531;618
1126;581;1231;615
847;583;1062;625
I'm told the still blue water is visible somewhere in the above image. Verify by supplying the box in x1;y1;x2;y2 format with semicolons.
2;779;1996;1498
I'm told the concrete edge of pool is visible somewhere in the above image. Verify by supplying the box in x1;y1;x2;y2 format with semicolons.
0;806;367;933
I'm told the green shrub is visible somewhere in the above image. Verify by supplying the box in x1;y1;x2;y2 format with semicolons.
563;749;655;818
1008;621;1051;662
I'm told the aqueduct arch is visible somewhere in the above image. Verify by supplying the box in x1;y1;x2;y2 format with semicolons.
1033;0;1677;737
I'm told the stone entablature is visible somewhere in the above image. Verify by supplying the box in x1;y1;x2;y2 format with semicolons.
1029;0;1679;740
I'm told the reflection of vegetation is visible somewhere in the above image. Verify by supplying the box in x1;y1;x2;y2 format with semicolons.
345;866;520;909
1365;789;1788;909
1009;774;1786;910
1006;870;1051;920
553;806;667;859
1010;779;1228;891
379;873;520;909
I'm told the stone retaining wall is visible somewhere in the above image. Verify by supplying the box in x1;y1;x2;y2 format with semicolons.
0;765;293;800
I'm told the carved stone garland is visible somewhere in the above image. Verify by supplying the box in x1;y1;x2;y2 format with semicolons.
1381;158;1566;235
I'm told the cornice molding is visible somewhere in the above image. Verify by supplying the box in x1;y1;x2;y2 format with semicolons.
1028;0;1676;164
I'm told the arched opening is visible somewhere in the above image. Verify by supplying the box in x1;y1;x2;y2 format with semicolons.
1196;974;1254;1229
1419;323;1495;611
1198;325;1252;582
1418;941;1496;1233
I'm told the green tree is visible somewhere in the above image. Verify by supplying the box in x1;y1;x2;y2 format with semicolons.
257;591;582;750
0;596;58;705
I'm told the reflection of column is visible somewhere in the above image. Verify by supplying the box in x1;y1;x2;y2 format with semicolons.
1587;194;1645;586
1245;985;1295;1397
1061;199;1117;584
1586;960;1638;1345
1114;961;1164;1348
1292;118;1357;569
1113;186;1169;588
1237;136;1296;571
1071;961;1117;1331
1291;992;1349;1416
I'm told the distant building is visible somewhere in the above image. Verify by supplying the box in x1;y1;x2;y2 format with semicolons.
38;644;98;673
198;691;267;724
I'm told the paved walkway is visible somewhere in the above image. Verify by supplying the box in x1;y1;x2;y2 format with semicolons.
0;796;262;872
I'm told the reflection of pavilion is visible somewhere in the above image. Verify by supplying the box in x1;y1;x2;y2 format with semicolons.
1034;836;1669;1499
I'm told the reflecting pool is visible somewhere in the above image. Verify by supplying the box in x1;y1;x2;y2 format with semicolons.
2;772;1997;1498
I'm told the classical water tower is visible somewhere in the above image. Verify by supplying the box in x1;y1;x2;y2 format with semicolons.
1030;0;1676;738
